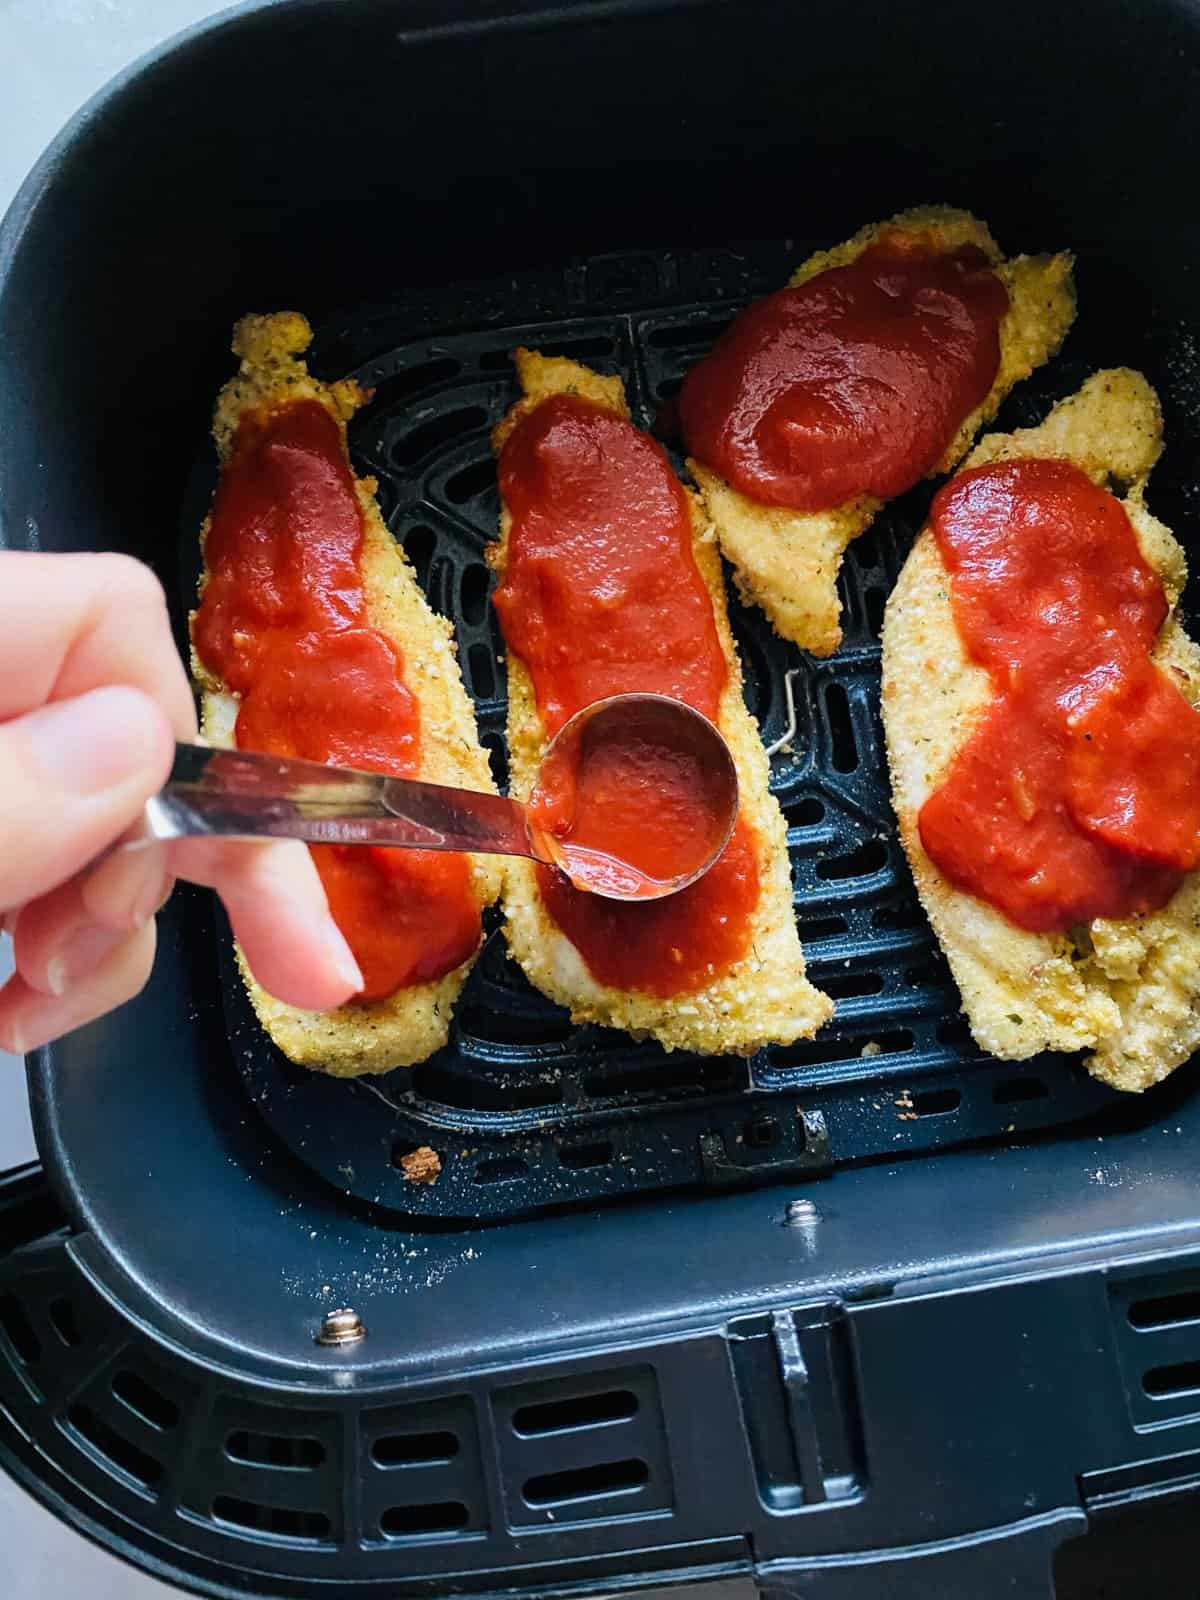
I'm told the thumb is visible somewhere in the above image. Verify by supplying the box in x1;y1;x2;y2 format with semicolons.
0;686;174;911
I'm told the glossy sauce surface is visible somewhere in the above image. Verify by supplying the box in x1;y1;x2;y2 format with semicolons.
494;393;759;995
194;399;480;1001
529;699;736;901
919;458;1200;932
679;238;1009;512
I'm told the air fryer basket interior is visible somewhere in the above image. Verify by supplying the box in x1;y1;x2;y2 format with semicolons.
4;2;1200;1595
5;0;1200;1375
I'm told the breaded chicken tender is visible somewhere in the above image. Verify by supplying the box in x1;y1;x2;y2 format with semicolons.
490;351;833;1056
689;206;1076;656
191;312;500;1076
883;368;1200;1091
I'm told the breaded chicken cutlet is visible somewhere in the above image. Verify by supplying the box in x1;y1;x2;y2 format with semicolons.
882;369;1200;1092
190;313;500;1077
490;351;833;1056
687;206;1076;657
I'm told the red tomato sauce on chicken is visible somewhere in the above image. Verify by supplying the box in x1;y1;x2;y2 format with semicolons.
919;457;1200;932
493;393;759;996
193;399;479;1001
678;237;1009;512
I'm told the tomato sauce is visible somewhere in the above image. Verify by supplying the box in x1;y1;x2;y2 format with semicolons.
193;399;480;1002
919;457;1200;932
493;393;760;995
678;237;1009;512
528;698;736;901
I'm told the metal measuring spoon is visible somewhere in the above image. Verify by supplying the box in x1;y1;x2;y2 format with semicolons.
130;693;738;903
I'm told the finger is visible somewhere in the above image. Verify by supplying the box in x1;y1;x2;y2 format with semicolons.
0;922;157;1056
0;552;196;736
0;686;174;911
13;846;174;998
169;837;363;1010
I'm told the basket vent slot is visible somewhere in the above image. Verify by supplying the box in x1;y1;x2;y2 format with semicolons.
0;1292;40;1365
523;1457;648;1506
1144;1361;1200;1398
372;1430;459;1467
112;1369;179;1431
1129;1292;1200;1330
48;1296;82;1348
226;1430;325;1469
68;1402;161;1491
512;1389;637;1436
212;1494;330;1542
380;1500;469;1537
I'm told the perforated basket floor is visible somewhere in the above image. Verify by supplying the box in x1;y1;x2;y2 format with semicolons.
209;244;1141;1220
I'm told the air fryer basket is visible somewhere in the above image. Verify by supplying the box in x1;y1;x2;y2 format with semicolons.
4;2;1200;1597
221;251;1131;1220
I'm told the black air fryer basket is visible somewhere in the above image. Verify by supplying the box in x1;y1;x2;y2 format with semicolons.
3;2;1200;1596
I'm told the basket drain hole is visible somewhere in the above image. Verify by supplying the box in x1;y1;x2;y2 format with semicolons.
823;683;859;773
910;1087;961;1117
817;838;888;881
393;406;488;467
785;796;826;828
820;970;884;1000
364;357;461;409
212;1494;331;1542
513;1389;637;1436
445;457;496;506
558;1140;614;1171
474;1156;528;1185
403;525;437;585
373;1429;459;1467
380;1500;469;1537
993;1075;1049;1105
226;1430;325;1469
460;562;491;625
524;1457;648;1506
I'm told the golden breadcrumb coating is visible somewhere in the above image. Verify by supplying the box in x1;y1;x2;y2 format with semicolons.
191;312;500;1077
883;368;1200;1091
489;350;833;1055
689;205;1076;656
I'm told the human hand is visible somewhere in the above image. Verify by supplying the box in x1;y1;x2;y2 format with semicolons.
0;552;363;1054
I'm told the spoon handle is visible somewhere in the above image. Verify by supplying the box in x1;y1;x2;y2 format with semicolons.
122;743;553;863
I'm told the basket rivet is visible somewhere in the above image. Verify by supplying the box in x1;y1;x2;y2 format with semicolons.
785;1198;819;1227
316;1307;367;1347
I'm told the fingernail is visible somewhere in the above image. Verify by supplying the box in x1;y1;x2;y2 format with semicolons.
24;687;169;796
320;919;364;995
45;923;124;996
